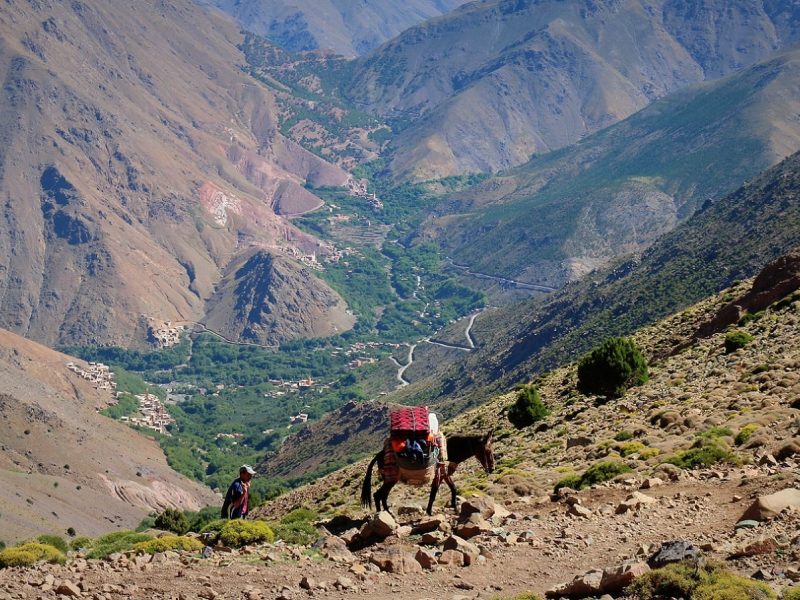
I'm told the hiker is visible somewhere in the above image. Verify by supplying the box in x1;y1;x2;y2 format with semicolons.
221;464;255;519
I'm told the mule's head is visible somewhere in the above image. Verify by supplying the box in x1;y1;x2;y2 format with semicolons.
477;429;495;474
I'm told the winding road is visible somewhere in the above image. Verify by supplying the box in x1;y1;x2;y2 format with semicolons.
446;257;557;293
175;321;280;350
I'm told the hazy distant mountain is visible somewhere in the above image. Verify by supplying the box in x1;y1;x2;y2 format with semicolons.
425;46;800;287
0;0;353;347
208;0;469;56
344;0;800;179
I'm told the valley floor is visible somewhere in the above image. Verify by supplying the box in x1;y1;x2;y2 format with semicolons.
1;462;797;599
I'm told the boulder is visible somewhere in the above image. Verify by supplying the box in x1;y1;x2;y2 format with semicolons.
411;518;444;535
775;441;800;461
56;581;82;597
455;513;492;539
438;549;465;567
616;492;657;514
414;548;438;570
443;535;480;566
600;562;650;593
546;569;604;598
360;511;398;539
459;496;509;520
318;536;355;562
640;478;664;490
568;504;593;519
369;547;423;574
729;537;780;559
648;540;701;568
740;488;800;521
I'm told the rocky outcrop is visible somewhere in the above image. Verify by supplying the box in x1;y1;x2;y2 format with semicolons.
698;248;800;336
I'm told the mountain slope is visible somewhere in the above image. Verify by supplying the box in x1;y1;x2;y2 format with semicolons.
0;328;216;543
345;0;800;179
203;250;355;345
0;0;351;348
208;0;470;56
421;147;800;414
424;46;800;287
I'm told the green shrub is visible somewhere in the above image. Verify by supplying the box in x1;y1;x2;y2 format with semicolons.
280;507;318;524
783;586;800;600
663;440;738;470
629;561;775;600
70;536;93;551
66;527;76;537
554;461;632;492
724;331;753;354
201;520;275;547
735;424;761;446
616;441;646;457
154;508;190;535
508;385;549;429
0;549;39;568
0;543;65;567
86;531;152;559
36;535;68;554
0;541;5;551
219;520;274;547
577;337;649;399
698;427;734;440
272;520;318;545
131;536;203;554
614;431;634;442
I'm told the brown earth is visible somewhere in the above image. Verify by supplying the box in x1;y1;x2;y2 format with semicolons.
0;329;217;544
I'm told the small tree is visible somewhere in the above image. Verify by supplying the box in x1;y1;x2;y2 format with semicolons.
508;384;549;429
577;337;649;400
154;508;190;535
724;330;753;354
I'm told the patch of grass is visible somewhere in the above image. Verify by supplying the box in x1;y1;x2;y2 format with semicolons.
86;531;152;559
629;561;775;600
616;441;647;457
35;535;68;554
735;424;761;446
783;586;800;600
725;330;754;354
70;536;93;551
662;439;739;470
0;548;39;568
554;460;632;492
698;427;734;440
271;507;320;545
132;536;203;554
614;430;634;442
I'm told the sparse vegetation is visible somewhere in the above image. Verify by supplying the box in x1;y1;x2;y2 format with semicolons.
663;439;738;470
200;520;275;547
724;330;754;353
272;508;320;545
70;536;93;551
783;587;800;600
154;508;190;535
0;543;65;568
85;531;152;559
507;385;549;429
555;460;632;491
132;536;203;554
629;560;775;600
577;337;649;399
735;424;761;446
35;535;68;554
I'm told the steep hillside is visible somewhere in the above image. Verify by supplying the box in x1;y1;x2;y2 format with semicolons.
0;329;216;543
203;250;355;345
420;147;800;414
0;0;351;348
426;47;800;287
208;0;469;56
345;0;800;179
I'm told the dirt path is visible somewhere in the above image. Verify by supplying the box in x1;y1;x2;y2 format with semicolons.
176;321;280;350
446;257;557;292
4;468;796;600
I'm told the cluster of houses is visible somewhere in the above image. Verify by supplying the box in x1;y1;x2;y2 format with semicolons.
283;245;324;270
119;393;175;434
66;361;117;392
263;377;329;400
148;322;185;348
347;176;383;212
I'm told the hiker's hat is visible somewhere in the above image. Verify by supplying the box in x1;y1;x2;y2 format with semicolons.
240;464;256;475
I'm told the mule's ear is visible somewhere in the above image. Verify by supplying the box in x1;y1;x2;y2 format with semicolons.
484;429;494;442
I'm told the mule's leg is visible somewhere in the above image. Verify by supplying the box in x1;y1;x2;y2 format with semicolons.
426;468;443;516
446;463;459;510
375;482;394;513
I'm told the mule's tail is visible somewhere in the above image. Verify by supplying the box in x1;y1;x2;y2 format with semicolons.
361;452;380;510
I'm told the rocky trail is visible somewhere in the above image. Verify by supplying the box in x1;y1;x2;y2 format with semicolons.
1;462;798;600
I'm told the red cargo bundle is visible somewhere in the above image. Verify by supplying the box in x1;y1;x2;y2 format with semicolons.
389;406;429;437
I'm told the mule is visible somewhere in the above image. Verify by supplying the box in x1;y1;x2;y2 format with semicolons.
360;430;495;516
